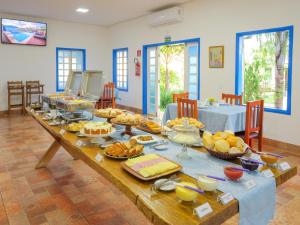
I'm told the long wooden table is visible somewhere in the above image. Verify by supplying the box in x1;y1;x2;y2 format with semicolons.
28;109;297;225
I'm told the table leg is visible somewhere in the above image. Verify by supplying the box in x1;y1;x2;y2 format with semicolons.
35;140;61;169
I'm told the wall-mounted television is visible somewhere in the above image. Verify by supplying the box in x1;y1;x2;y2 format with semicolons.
1;18;47;46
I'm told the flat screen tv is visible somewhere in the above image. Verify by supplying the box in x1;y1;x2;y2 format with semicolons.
1;18;47;46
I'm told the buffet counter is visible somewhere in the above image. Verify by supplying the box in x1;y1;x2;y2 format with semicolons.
27;108;297;225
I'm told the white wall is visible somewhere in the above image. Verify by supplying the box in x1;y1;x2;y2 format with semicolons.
108;0;300;145
0;13;110;110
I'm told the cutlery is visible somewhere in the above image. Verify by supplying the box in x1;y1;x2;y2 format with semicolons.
175;183;204;194
238;157;265;165
226;166;250;172
259;152;284;158
249;148;284;158
197;173;226;181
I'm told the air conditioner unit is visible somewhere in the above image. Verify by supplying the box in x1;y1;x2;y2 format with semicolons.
148;6;183;27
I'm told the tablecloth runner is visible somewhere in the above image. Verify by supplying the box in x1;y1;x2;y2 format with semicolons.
109;128;275;225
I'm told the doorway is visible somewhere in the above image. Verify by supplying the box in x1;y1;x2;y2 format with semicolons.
142;38;200;116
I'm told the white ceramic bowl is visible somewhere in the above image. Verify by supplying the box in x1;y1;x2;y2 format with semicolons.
197;176;218;192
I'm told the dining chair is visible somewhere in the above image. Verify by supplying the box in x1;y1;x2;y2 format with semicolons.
177;98;198;119
26;80;44;106
97;82;115;109
222;93;243;105
245;100;264;151
173;92;189;103
7;81;25;115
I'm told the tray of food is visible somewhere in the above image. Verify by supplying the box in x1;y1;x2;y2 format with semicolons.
64;121;89;133
94;108;124;118
80;121;115;137
203;131;249;160
131;135;158;145
111;114;144;126
166;117;205;129
121;153;182;181
103;139;144;159
56;99;95;112
136;120;162;134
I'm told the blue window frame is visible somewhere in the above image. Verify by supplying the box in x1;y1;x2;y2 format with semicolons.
56;47;86;92
142;38;200;114
113;48;128;91
235;26;293;115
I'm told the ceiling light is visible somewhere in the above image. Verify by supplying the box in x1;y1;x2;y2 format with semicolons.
76;8;89;13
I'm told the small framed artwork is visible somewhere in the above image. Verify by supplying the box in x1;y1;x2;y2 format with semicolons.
209;46;224;68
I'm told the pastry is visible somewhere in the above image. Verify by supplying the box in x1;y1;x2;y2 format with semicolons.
83;122;112;135
104;139;144;158
114;113;143;125
137;135;153;141
140;120;161;132
166;117;203;129
95;108;123;117
65;121;88;132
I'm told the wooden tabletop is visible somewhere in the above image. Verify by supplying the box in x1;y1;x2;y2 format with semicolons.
27;109;297;225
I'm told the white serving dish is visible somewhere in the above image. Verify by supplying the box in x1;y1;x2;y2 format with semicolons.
131;135;158;145
197;176;218;192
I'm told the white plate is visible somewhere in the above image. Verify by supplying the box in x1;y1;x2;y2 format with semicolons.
132;135;158;145
154;179;176;191
80;127;116;138
154;144;168;151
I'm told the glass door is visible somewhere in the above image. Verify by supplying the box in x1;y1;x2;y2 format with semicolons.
184;43;199;100
147;47;160;115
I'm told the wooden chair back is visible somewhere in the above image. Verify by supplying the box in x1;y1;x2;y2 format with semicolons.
177;98;198;119
222;93;243;105
245;100;264;150
96;82;116;109
173;92;189;103
8;81;23;87
102;82;115;99
7;81;24;93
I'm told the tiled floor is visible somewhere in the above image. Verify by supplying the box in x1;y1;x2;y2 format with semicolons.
0;114;299;225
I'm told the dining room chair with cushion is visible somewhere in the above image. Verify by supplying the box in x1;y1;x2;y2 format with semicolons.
177;98;198;119
245;100;264;151
222;93;243;105
173;92;189;103
97;82;115;109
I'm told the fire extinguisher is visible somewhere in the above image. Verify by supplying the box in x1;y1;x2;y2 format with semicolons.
134;57;141;76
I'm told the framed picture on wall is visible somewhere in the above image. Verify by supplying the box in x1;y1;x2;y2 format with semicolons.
209;46;224;68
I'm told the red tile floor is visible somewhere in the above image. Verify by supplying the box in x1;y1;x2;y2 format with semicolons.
0;114;299;225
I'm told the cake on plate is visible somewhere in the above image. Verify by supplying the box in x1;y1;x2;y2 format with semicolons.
83;122;112;135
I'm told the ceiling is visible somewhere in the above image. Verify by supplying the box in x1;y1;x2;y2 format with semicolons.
0;0;193;26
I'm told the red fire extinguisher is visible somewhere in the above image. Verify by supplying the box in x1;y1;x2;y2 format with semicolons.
134;57;141;76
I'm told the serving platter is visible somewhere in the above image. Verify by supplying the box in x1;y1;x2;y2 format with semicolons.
103;151;144;160
135;125;161;134
79;127;116;138
121;155;182;181
131;135;158;145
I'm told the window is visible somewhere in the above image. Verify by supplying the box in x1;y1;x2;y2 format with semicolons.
113;48;128;91
56;48;86;92
236;26;293;115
